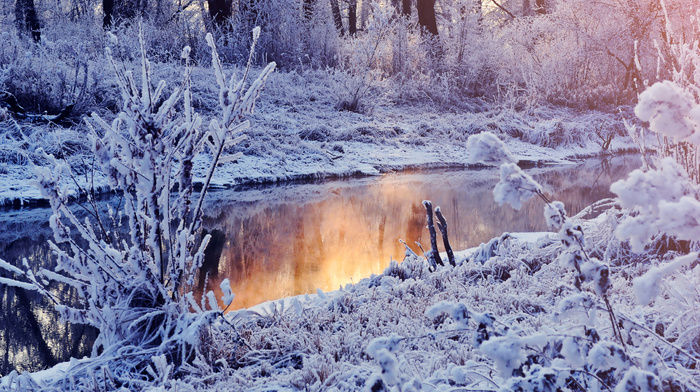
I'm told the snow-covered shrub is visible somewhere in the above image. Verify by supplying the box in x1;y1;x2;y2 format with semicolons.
0;27;275;388
0;32;99;120
460;129;682;391
333;6;394;113
611;156;699;252
636;81;699;142
610;79;700;356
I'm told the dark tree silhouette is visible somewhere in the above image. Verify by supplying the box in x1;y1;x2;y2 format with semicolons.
103;0;114;27
330;0;344;35
15;0;41;41
208;0;233;29
348;0;357;36
402;0;411;16
417;0;438;36
102;0;148;28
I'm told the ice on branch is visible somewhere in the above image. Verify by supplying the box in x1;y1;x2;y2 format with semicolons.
466;131;516;165
579;257;610;295
493;163;542;210
633;252;698;306
611;157;700;252
220;278;235;307
425;301;470;328
479;332;528;376
544;201;567;231
366;333;403;357
587;341;630;378
616;368;662;392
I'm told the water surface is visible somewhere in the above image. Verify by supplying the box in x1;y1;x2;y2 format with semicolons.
198;155;640;309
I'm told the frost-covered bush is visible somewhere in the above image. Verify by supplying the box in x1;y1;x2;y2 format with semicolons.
466;131;515;165
460;130;683;391
612;79;700;253
635;81;700;144
0;27;275;388
611;157;699;252
333;6;394;113
0;31;102;119
605;79;700;372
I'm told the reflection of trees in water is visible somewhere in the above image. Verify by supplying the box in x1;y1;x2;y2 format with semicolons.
0;233;97;375
199;155;641;310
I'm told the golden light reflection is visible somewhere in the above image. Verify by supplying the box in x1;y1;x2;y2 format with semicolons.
200;156;640;310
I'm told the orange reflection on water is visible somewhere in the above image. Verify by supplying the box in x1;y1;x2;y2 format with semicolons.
200;156;639;310
201;184;430;309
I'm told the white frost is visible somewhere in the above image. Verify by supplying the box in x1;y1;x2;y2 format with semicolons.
635;81;698;142
610;157;699;252
220;278;235;307
466;131;517;165
633;252;698;306
493;163;542;210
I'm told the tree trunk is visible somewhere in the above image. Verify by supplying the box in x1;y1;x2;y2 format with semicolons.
348;0;357;36
417;0;438;36
103;0;114;28
15;0;41;41
102;0;149;27
208;0;233;29
330;0;344;35
360;0;369;29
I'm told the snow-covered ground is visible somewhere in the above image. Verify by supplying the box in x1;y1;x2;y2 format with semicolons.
0;69;636;207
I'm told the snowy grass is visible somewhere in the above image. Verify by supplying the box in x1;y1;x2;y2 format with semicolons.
5;201;700;391
0;60;639;207
144;208;698;391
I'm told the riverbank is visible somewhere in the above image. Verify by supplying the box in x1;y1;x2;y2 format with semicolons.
0;79;638;208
